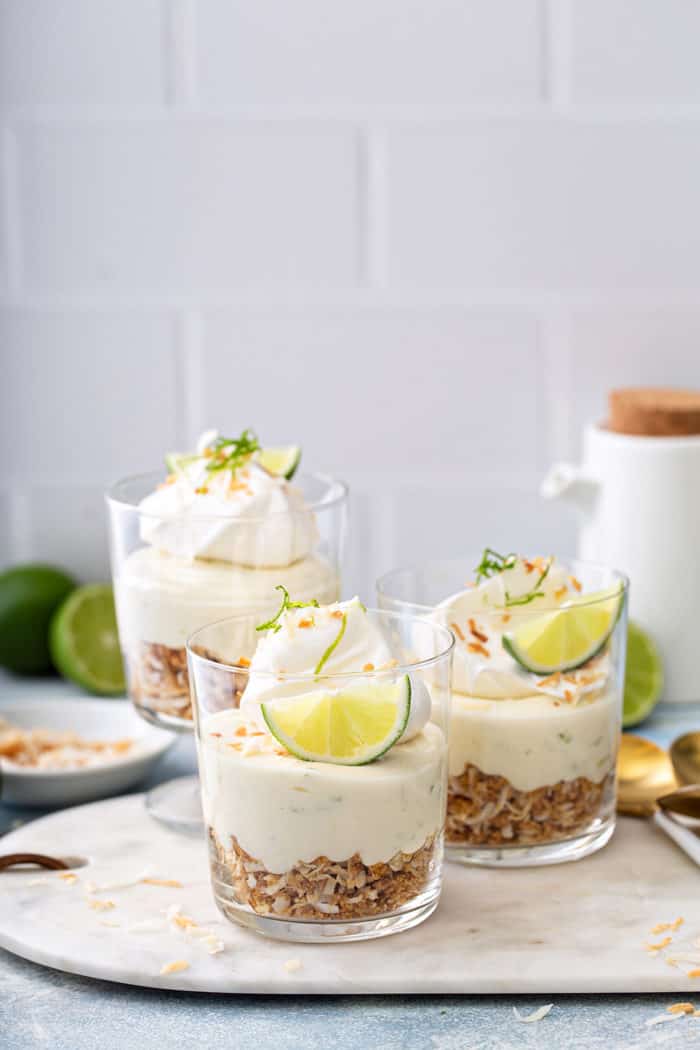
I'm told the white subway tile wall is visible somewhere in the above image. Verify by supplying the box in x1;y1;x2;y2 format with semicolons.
1;1;699;596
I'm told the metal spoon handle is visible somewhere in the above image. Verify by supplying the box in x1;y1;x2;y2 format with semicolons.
0;852;69;872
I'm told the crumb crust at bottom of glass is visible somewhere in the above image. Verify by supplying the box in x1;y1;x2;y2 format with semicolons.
207;827;442;939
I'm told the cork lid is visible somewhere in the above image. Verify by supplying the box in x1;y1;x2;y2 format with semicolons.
607;387;700;437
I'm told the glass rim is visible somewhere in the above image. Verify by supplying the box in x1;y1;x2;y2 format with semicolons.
105;468;349;523
186;606;455;681
376;556;630;613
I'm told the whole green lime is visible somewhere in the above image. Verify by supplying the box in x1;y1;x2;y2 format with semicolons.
0;564;76;674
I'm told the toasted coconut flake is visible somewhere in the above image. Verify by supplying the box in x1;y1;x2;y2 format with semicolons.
330;610;344;620
238;656;251;667
513;1004;553;1024
554;586;567;601
160;960;189;976
363;663;375;672
450;622;465;642
142;877;183;888
87;898;115;911
467;642;490;659
297;618;313;629
645;1013;683;1027
570;576;582;592
651;918;684;934
501;613;511;624
689;969;700;978
57;872;78;884
668;1003;695;1015
284;959;303;973
647;937;673;951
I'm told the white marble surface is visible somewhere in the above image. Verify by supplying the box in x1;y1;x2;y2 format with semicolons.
0;793;699;995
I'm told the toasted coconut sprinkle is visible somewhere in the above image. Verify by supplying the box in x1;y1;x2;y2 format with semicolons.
297;618;313;628
689;970;700;978
284;959;303;973
363;663;375;671
160;960;189;976
668;1003;695;1015
235;726;248;737
570;576;582;592
57;872;78;884
563;689;573;703
238;656;251;667
513;1004;553;1023
647;937;673;951
451;622;465;642
501;613;511;624
330;610;344;620
651;918;684;934
87;898;115;911
523;560;536;574
194;486;209;495
142;878;183;888
554;586;567;601
468;618;488;643
467;642;490;659
210;732;222;738
537;672;562;688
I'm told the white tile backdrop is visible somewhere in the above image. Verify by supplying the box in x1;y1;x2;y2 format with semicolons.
1;1;700;597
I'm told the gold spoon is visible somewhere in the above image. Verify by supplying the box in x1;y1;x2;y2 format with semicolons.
670;732;700;786
616;734;677;817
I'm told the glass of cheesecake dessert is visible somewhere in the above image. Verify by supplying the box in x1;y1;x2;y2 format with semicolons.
377;552;628;867
187;594;453;942
106;429;347;829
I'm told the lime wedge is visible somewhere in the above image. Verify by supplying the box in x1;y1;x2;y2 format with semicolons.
255;445;301;479
623;620;663;727
49;584;125;696
261;675;411;765
502;583;624;675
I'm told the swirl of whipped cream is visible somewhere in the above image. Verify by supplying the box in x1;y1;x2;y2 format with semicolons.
139;436;317;568
240;597;431;744
433;556;607;701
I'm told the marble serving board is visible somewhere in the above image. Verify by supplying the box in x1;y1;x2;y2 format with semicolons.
0;794;698;995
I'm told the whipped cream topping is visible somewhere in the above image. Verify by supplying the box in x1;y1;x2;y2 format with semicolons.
433;556;608;702
240;597;431;744
138;432;317;568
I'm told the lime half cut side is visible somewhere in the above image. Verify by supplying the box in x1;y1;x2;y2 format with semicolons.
255;445;301;480
49;584;126;696
502;583;624;675
261;675;411;765
623;620;663;728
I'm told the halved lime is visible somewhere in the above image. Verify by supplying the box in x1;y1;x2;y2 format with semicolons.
0;564;76;674
49;584;125;696
255;445;301;479
623;620;663;728
502;584;624;675
261;675;411;765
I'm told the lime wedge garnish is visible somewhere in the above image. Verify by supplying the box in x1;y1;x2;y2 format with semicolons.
623;620;663;727
502;583;624;675
261;675;411;765
49;584;125;696
255;445;301;480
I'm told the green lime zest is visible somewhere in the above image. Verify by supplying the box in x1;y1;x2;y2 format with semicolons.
314;612;347;675
504;559;552;608
474;548;517;583
205;428;260;474
256;585;320;634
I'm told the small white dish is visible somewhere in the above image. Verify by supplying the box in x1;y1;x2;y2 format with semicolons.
0;695;176;807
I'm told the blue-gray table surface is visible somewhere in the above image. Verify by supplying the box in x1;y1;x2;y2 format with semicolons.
1;676;699;1050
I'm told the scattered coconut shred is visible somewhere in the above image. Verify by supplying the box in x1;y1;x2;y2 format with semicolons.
513;1004;553;1024
644;916;700;980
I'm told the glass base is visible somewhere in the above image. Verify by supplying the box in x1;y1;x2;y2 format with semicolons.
145;775;204;836
212;890;440;943
446;816;615;868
